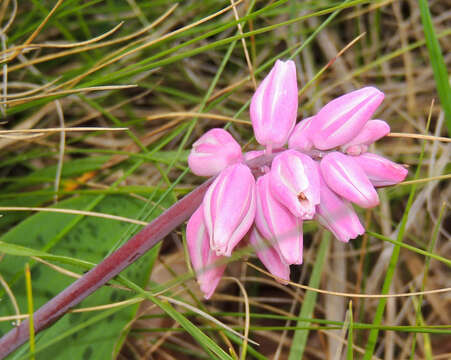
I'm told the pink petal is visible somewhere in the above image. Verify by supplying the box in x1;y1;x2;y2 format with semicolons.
320;152;379;208
342;120;390;155
203;163;256;256
269;150;320;219
288;116;314;152
250;60;298;148
255;174;303;265
310;87;385;150
353;152;408;187
315;171;365;242
249;227;290;284
188;128;242;177
186;205;226;299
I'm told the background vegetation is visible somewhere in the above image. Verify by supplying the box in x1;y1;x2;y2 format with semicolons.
0;0;449;359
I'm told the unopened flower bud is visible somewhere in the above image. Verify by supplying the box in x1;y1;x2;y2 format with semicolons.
249;227;290;284
187;205;226;299
310;87;385;150
353;152;408;187
250;60;298;149
203;163;256;256
269;150;320;219
315;169;365;242
288;116;314;152
320;152;379;208
342;120;390;155
188;128;242;177
255;174;303;265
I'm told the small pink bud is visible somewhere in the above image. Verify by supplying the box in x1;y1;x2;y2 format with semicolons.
342;120;390;155
315;169;365;242
353;152;408;187
187;205;226;299
188;128;242;177
250;60;298;149
269;150;320;219
243;150;265;162
288;116;314;152
320;152;379;208
310;87;385;150
255;174;303;265
203;163;256;257
249;227;290;284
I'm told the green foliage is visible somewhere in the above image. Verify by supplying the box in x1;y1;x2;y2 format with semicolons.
0;193;171;359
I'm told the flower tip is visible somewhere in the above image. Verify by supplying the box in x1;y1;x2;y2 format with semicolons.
188;128;242;177
203;163;256;257
320;152;380;209
311;87;385;150
251;59;298;148
199;278;220;299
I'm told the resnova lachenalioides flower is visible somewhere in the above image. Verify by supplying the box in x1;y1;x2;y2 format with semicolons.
186;60;408;298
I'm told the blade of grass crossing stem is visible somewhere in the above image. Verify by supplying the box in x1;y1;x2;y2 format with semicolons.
288;231;331;360
409;202;446;360
346;301;354;360
363;107;432;359
25;264;35;360
418;0;451;134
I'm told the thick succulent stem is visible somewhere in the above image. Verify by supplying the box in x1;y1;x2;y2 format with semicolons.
0;154;276;358
0;179;213;358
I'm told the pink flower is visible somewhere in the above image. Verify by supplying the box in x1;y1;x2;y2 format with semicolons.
188;128;242;177
320;151;379;208
310;87;384;150
203;163;256;256
269;150;320;219
255;174;303;265
342;120;390;155
249;227;290;284
353;152;408;187
185;65;408;297
186;205;226;299
288;116;315;152
315;170;365;242
250;60;298;150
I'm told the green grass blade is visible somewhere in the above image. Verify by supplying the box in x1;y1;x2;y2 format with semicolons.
288;231;331;360
346;301;353;360
418;0;451;134
363;110;432;359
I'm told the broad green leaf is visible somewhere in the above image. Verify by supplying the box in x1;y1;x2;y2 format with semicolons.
0;193;172;359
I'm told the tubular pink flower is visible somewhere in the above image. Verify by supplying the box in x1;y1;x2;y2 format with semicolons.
203;163;256;257
186;205;226;299
310;87;385;150
315;169;365;242
353;152;408;187
255;174;303;265
269;150;320;219
250;59;298;149
320;152;379;208
342;120;390;155
288;116;314;152
249;227;290;284
188;128;242;177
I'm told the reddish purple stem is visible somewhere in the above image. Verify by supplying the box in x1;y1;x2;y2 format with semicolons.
0;179;213;358
0;154;275;358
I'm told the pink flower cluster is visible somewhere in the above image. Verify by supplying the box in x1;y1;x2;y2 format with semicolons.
186;60;408;298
